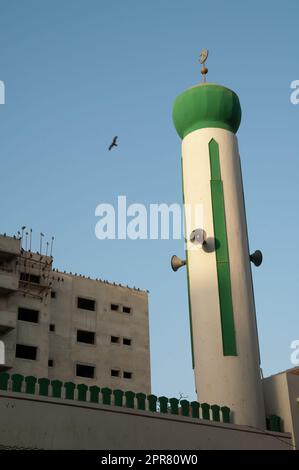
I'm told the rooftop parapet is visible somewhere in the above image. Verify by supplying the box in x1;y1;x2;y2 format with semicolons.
0;235;21;261
0;372;231;424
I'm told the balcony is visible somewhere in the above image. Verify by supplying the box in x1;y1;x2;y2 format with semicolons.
0;310;17;334
0;236;20;262
0;270;19;294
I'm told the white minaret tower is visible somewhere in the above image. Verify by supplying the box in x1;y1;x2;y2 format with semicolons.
172;52;265;428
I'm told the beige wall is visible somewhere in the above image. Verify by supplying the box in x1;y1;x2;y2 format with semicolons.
0;391;292;450
263;369;299;449
286;372;299;448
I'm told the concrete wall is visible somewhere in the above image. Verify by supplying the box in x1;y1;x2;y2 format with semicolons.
47;274;151;392
0;235;151;393
0;391;292;450
0;236;20;258
286;372;299;448
263;368;299;449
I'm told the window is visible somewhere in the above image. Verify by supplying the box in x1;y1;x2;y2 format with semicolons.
18;307;39;323
111;304;119;311
123;371;132;379
16;344;37;360
48;359;54;367
123;338;132;346
20;272;40;284
111;336;120;344
77;297;96;311
77;330;95;345
51;291;56;299
122;306;131;314
49;324;55;332
76;364;95;378
111;369;120;377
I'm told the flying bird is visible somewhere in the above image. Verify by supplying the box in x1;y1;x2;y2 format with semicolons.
108;136;118;151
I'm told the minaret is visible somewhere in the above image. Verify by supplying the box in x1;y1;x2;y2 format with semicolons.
172;52;265;428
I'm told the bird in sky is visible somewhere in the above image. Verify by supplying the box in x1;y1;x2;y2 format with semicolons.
108;136;118;151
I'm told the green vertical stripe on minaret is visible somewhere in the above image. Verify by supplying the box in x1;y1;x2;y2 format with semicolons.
209;139;237;356
181;159;195;369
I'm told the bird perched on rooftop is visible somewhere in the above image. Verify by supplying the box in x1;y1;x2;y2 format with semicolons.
108;136;118;151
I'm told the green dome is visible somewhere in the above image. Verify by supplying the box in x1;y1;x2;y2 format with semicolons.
172;83;241;139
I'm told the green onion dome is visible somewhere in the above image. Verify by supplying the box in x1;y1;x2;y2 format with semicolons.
173;83;241;139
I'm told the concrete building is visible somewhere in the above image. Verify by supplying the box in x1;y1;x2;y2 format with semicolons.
0;234;151;394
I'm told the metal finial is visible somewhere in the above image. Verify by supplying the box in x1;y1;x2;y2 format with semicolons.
199;48;209;82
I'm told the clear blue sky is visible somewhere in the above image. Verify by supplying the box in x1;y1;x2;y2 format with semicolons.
0;0;298;400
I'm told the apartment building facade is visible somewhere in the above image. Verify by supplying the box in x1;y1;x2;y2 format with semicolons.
0;234;151;394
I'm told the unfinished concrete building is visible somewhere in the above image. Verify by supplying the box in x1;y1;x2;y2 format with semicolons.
0;234;151;394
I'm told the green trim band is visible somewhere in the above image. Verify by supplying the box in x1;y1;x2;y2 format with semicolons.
209;139;237;356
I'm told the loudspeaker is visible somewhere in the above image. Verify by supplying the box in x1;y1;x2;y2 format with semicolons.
171;255;186;272
250;250;263;267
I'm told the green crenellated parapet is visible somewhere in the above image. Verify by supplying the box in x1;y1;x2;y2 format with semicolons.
24;376;37;394
89;385;101;403
38;378;50;396
211;404;220;422
274;415;281;433
0;372;10;391
11;374;24;393
0;369;232;426
113;389;124;406
159;396;168;414
136;392;146;411
125;391;135;409
191;401;200;418
268;414;281;433
51;380;63;398
201;403;211;420
101;387;112;405
64;381;76;400
221;406;231;423
169;398;179;415
180;400;190;417
77;384;88;402
147;394;158;412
